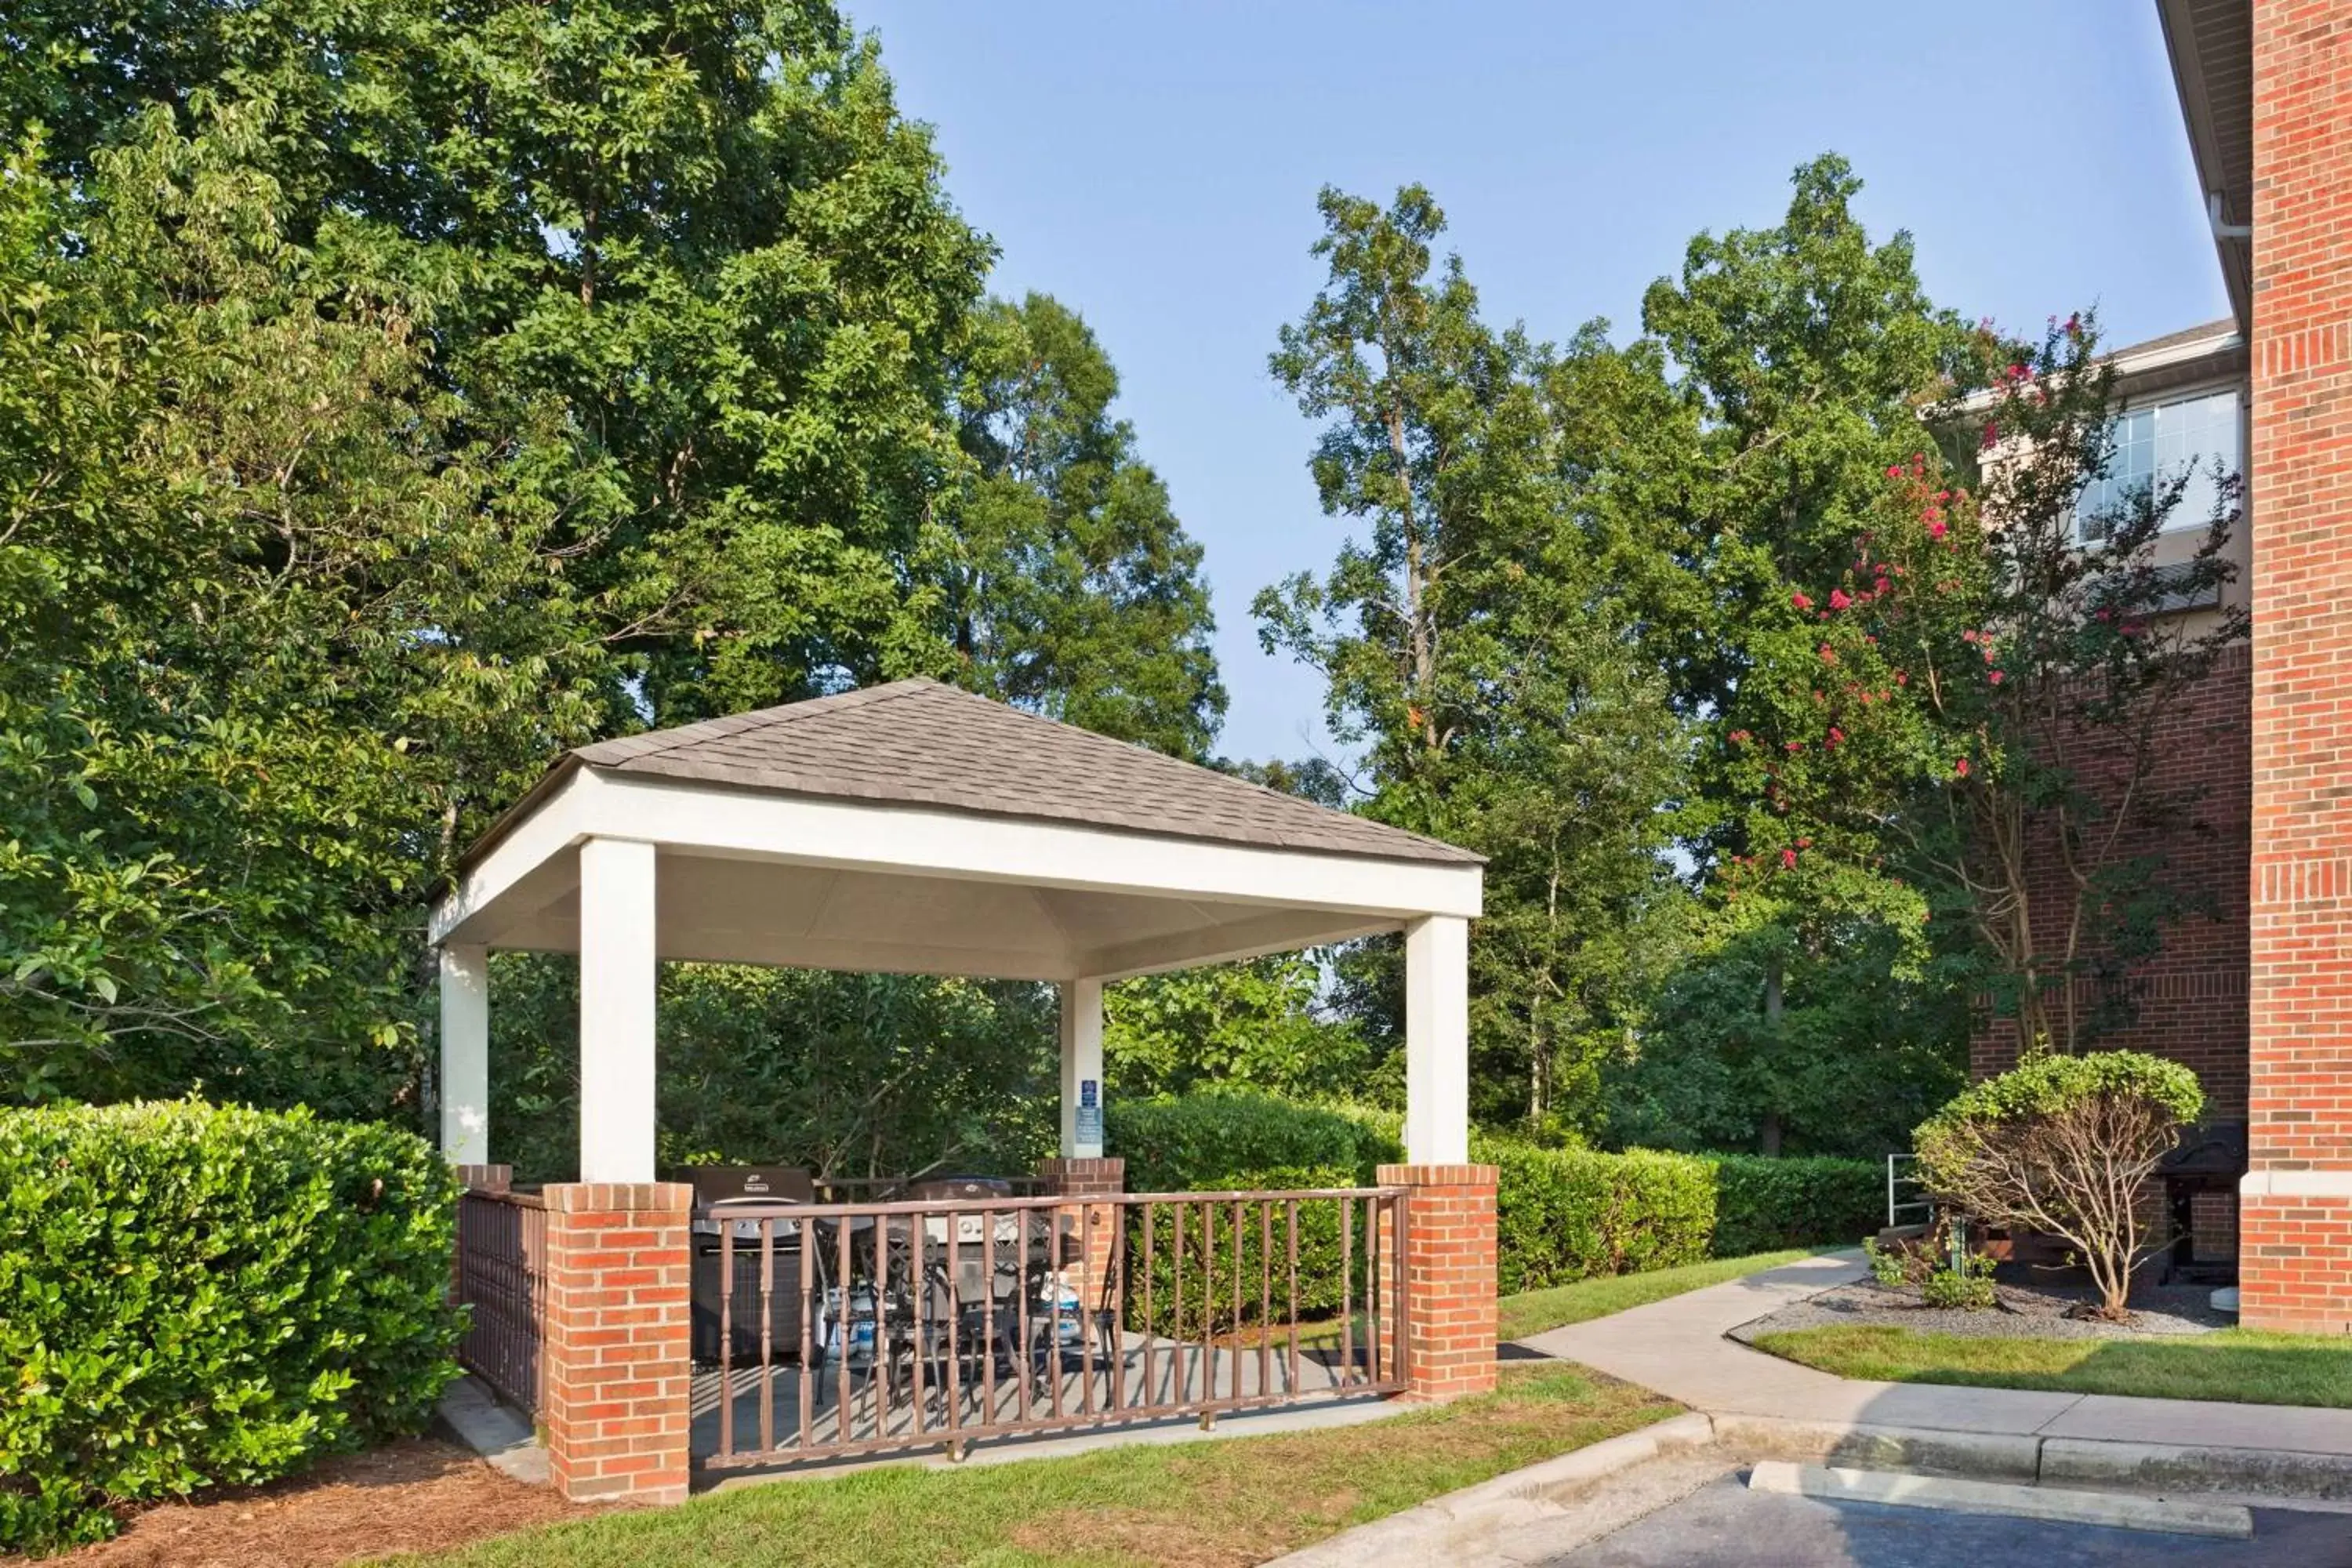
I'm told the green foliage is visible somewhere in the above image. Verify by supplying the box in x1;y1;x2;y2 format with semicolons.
1260;184;1691;1139
1478;1139;1716;1294
1609;907;1965;1160
1708;1155;1883;1257
1920;1047;2205;1139
488;957;1058;1185
1729;312;2246;1053
0;119;604;1110
1107;1089;1400;1193
0;1101;462;1551
1863;1236;1915;1289
0;2;1225;1126
1105;956;1383;1105
1108;1091;1400;1339
946;294;1225;757
1915;1051;2203;1316
1920;1252;1998;1312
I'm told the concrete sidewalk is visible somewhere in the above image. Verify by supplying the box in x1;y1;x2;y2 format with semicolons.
1519;1250;2352;1460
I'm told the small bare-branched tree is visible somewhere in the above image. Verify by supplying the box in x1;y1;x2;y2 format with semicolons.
1913;1049;2201;1318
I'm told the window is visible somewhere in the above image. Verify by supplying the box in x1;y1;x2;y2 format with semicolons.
2075;387;2241;543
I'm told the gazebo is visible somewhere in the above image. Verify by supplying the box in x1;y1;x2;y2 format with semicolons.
429;679;1494;1501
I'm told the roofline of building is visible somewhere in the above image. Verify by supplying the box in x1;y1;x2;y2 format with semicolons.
2155;0;2254;333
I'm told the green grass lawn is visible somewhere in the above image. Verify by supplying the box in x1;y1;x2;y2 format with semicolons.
397;1363;1674;1568
1751;1323;2352;1409
1495;1248;1828;1343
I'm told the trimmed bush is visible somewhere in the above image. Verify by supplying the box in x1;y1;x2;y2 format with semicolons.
1110;1091;1399;1337
1108;1089;1399;1192
1479;1138;1715;1294
1106;1091;1881;1316
0;1101;465;1552
1708;1154;1882;1257
1915;1050;2204;1318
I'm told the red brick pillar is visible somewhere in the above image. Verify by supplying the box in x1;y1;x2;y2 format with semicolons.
2244;0;2352;1335
539;1182;694;1502
1379;1163;1498;1400
1036;1156;1124;1293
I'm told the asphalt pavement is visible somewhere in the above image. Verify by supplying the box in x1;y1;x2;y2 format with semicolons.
1539;1475;2352;1567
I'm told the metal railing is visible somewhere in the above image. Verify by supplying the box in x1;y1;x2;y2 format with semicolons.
693;1186;1407;1471
455;1187;549;1416
1886;1153;1932;1230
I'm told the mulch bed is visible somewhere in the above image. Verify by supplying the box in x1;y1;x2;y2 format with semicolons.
1730;1272;2234;1346
26;1438;587;1567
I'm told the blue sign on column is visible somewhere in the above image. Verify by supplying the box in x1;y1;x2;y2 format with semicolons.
1076;1077;1102;1147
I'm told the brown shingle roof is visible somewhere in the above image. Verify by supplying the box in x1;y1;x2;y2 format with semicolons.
562;679;1482;866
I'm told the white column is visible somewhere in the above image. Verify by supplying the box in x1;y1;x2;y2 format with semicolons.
1403;914;1471;1165
1058;977;1105;1158
579;837;659;1183
439;943;490;1167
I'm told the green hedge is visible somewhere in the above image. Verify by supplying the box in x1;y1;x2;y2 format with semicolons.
1479;1138;1717;1294
1707;1154;1883;1258
1107;1091;1879;1313
0;1102;465;1552
1109;1092;1398;1337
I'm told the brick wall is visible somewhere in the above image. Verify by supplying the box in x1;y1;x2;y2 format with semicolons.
1970;642;2252;1116
1377;1163;1497;1401
2244;0;2352;1334
539;1182;694;1503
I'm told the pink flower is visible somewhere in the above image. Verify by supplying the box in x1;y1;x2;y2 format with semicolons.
1828;588;1853;611
1826;726;1846;747
1785;740;1805;753
1874;575;1892;595
1896;670;1909;686
1729;729;1751;746
1781;848;1799;870
1928;521;1947;540
1885;464;1904;479
1791;591;1813;610
1955;757;1970;778
1980;421;1999;449
1989;670;2005;684
1818;644;1837;665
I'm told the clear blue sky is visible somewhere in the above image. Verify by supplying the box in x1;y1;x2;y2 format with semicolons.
846;0;2232;766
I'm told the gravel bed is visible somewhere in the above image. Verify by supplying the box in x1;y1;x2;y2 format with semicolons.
1729;1276;2233;1344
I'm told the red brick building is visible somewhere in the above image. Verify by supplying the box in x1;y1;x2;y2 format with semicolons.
1973;3;2352;1327
2147;0;2351;1331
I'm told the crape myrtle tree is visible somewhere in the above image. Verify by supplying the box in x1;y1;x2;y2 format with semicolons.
1600;157;1984;1153
1726;314;2245;1056
1259;184;1690;1136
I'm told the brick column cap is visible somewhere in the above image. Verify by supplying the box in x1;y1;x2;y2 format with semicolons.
1378;1163;1499;1188
541;1180;693;1214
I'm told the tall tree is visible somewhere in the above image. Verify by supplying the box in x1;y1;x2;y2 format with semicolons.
945;293;1225;757
1;115;604;1108
1262;186;1689;1134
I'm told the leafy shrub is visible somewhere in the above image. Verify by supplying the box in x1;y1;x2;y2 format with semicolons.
1921;1251;1998;1312
1915;1050;2203;1319
1108;1089;1400;1192
1479;1138;1715;1294
0;1101;465;1551
1708;1155;1882;1256
1111;1092;1400;1338
1863;1234;1933;1289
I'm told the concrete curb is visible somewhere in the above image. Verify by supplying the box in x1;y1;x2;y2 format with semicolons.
1711;1414;2042;1481
1264;1408;2352;1566
1748;1460;2255;1540
1265;1412;1718;1567
1726;1414;2352;1504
